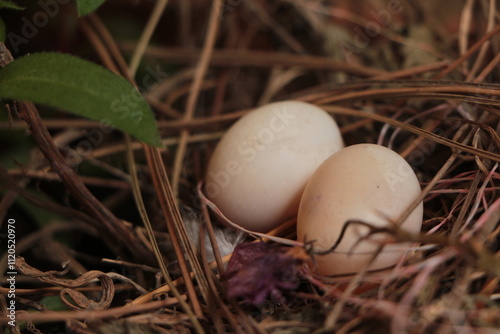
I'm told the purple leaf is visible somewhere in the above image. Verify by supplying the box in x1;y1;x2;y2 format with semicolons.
223;242;309;305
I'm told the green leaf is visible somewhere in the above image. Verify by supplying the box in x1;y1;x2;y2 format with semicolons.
15;194;64;227
0;53;163;147
39;296;68;311
0;18;5;42
76;0;106;16
0;0;24;10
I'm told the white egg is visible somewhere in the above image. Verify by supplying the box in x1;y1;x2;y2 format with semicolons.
297;144;423;276
205;101;344;232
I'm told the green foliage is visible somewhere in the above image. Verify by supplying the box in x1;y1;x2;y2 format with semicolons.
0;0;24;10
0;53;163;147
76;0;106;16
39;296;68;311
15;195;64;227
0;18;5;42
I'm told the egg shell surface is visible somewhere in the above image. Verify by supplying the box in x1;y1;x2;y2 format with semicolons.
297;143;423;275
205;101;344;232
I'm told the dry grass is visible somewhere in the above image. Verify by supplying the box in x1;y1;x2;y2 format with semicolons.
1;0;499;333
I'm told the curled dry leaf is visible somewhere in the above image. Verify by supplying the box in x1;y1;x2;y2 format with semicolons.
16;257;115;311
223;242;310;305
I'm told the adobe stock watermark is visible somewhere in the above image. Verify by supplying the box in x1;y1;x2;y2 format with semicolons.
215;0;244;21
247;270;301;323
204;106;297;198
64;64;169;168
382;86;485;192
7;0;71;54
403;289;464;333
339;0;404;62
383;126;445;192
4;218;17;327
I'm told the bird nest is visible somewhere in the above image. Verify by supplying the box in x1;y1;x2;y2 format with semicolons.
1;1;499;333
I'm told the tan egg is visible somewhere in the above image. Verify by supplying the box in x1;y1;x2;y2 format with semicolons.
297;144;423;276
205;101;344;232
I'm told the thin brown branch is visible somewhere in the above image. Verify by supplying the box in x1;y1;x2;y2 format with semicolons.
172;0;224;197
0;299;185;325
322;105;500;162
121;45;387;77
434;24;500;80
143;146;204;317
